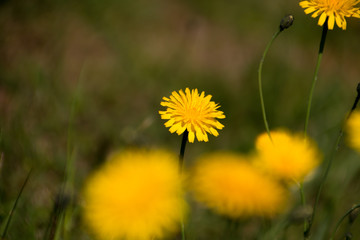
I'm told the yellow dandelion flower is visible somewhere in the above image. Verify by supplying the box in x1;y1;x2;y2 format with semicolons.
345;110;360;152
82;149;187;240
190;152;288;218
299;0;360;30
255;130;321;183
159;88;225;143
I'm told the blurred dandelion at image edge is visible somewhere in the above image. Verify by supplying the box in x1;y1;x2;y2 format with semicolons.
255;130;322;183
346;110;360;152
159;88;225;143
82;149;187;240
299;0;360;30
190;152;288;218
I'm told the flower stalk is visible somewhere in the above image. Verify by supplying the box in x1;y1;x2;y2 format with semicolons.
258;14;293;140
304;19;328;137
305;83;360;238
258;29;280;140
179;130;189;172
298;182;308;236
178;131;189;240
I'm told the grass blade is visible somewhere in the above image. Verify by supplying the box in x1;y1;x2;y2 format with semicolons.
1;169;32;239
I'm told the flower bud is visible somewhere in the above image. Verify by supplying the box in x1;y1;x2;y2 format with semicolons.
349;205;360;224
280;14;294;31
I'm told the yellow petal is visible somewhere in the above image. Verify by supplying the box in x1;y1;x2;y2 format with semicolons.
327;14;335;30
342;19;347;30
195;126;204;142
172;91;184;106
203;133;209;142
318;12;327;26
188;131;195;143
196;132;204;142
176;125;187;135
214;121;225;129
299;1;310;8
165;119;175;127
209;128;219;137
311;10;322;18
305;7;317;14
335;13;343;28
169;123;181;133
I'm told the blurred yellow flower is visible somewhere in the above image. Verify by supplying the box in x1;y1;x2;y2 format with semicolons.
82;149;187;240
159;88;225;143
346;110;360;152
255;130;321;183
299;0;360;30
190;152;288;218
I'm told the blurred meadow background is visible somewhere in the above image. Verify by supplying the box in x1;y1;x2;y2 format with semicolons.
1;0;360;239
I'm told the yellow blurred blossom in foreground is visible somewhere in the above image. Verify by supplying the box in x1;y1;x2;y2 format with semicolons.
83;149;187;240
190;152;288;218
346;110;360;152
255;130;321;183
159;88;225;143
299;0;360;30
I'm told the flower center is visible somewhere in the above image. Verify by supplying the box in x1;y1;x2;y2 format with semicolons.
184;107;201;122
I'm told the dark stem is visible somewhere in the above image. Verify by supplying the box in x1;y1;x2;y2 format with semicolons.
178;130;188;240
305;83;360;238
349;83;360;113
179;130;188;172
319;21;328;54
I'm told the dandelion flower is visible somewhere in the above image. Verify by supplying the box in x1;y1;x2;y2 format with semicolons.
190;152;288;218
346;110;360;152
159;88;225;143
299;0;360;30
82;149;187;240
255;130;321;183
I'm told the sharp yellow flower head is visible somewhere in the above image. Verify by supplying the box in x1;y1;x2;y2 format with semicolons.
82;149;187;240
190;152;288;218
255;130;322;183
299;0;360;30
345;110;360;152
159;88;225;143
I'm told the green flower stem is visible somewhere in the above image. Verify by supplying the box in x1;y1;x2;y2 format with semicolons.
304;21;328;137
330;204;360;240
181;221;186;240
258;29;281;140
298;182;308;237
305;125;343;239
305;83;360;238
225;218;239;240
